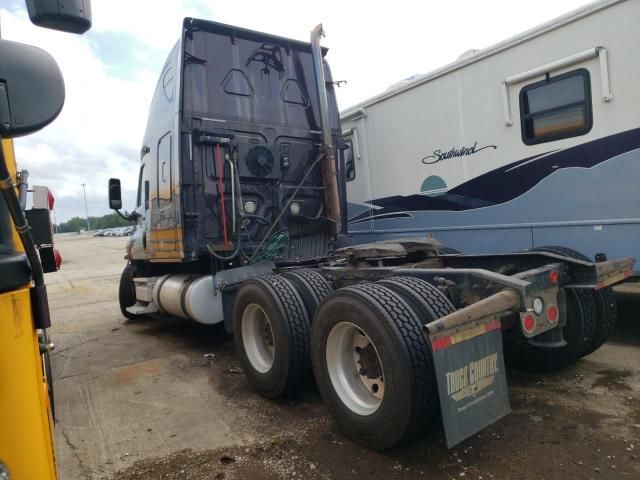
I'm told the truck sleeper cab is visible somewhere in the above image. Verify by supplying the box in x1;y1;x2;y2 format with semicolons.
126;18;343;268
115;18;344;322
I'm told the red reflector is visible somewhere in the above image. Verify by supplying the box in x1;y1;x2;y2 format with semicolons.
523;314;536;333
484;318;502;333
549;270;559;285
431;336;452;352
547;305;559;324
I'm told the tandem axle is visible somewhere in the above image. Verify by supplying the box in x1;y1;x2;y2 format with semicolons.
124;237;633;448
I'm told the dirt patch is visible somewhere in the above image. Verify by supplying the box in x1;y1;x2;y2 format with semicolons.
113;358;164;384
113;396;640;480
592;368;633;391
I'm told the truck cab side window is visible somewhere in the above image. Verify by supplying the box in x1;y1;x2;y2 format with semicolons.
344;139;355;182
519;68;592;145
136;166;144;207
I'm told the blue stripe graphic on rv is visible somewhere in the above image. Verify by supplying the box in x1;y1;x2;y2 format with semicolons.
347;147;640;266
348;127;640;224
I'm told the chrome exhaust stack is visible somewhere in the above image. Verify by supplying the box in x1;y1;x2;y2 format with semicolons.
310;24;341;235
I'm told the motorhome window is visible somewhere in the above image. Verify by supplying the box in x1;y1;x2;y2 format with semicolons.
136;165;144;207
344;139;355;182
519;69;592;145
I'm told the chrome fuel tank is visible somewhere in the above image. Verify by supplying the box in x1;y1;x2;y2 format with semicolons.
152;273;223;324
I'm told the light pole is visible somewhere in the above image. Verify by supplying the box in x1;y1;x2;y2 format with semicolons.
81;183;90;231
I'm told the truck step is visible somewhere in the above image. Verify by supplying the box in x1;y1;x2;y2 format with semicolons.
126;301;158;316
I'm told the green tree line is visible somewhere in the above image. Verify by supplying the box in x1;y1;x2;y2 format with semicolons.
56;212;133;233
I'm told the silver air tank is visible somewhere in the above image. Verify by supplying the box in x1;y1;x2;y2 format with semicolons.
152;274;223;324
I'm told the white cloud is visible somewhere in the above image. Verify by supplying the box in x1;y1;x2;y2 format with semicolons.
90;0;214;51
2;0;591;222
1;5;183;221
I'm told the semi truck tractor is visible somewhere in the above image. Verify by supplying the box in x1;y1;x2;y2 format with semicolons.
108;19;634;449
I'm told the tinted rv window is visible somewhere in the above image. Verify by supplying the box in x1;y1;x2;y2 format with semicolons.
520;69;592;145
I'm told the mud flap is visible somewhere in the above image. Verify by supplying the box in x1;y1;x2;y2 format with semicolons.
430;318;511;447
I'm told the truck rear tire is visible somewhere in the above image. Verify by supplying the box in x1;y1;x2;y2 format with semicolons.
377;276;455;318
506;288;596;372
584;287;617;355
233;275;310;399
280;269;333;321
119;264;137;319
311;282;438;449
531;245;617;355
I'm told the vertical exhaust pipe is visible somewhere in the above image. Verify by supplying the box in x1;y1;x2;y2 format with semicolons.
310;24;341;236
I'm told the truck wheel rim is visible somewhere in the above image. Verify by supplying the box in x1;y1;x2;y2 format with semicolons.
241;303;275;374
326;322;384;416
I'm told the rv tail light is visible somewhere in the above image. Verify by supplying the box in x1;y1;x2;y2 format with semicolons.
549;270;559;285
547;305;559;324
522;313;536;334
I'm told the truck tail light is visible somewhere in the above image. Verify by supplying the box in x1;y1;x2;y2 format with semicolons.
522;313;536;334
546;305;559;324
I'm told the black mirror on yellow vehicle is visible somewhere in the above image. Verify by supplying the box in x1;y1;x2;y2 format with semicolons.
109;178;123;210
26;0;92;34
0;40;65;138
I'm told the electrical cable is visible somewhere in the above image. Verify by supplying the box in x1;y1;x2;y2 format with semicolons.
249;152;325;262
215;144;229;245
206;240;241;262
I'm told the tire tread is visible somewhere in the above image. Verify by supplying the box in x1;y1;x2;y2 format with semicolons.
343;283;436;444
254;275;311;396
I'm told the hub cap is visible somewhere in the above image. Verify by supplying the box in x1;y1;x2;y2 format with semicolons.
326;322;384;415
241;303;274;373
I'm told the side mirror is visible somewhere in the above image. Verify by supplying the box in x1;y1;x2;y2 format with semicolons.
108;178;122;210
0;40;65;138
27;0;92;34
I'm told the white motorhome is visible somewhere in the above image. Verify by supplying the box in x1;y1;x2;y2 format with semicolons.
341;0;640;273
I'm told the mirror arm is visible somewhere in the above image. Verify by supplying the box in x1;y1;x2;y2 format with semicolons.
114;209;138;222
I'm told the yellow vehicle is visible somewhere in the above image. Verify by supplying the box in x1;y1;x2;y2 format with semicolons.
0;2;91;478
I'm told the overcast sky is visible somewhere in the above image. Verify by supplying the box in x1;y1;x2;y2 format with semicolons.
1;0;591;223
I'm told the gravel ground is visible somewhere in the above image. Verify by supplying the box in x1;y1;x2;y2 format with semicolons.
48;234;640;480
